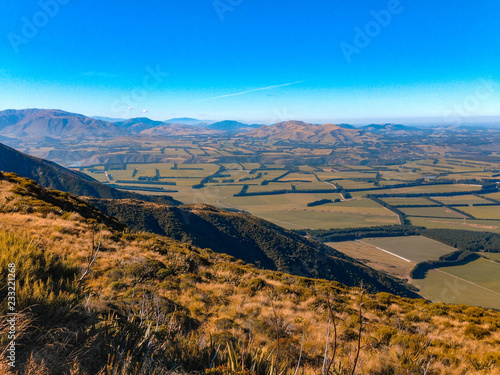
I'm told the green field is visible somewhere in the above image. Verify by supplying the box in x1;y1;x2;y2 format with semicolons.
483;253;500;262
79;157;500;235
327;240;415;280
330;236;500;309
459;205;500;219
432;195;492;205
361;236;456;263
336;180;376;189
317;198;396;215
381;197;438;206
224;196;397;229
412;267;500;310
246;183;292;193
253;210;399;230
439;258;500;293
482;192;500;201
399;206;466;218
408;217;500;233
279;172;318;182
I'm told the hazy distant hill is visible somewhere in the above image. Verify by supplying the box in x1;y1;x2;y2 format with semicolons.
242;120;379;144
140;124;220;136
0;109;127;140
0;142;180;204
165;117;214;126
360;123;424;134
114;117;165;133
86;198;419;297
90;116;126;123
207;120;262;132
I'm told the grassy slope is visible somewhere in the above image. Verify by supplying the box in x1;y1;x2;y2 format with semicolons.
1;176;500;374
85;197;419;297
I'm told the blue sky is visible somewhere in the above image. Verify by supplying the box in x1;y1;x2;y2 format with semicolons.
0;0;499;124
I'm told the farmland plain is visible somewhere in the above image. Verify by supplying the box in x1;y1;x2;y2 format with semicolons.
412;269;500;309
329;236;500;309
79;150;500;235
12;126;500;309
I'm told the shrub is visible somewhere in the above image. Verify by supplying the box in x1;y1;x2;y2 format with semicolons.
377;292;393;305
364;298;386;311
156;268;174;280
247;278;267;293
376;325;397;345
109;281;127;291
160;280;180;290
104;268;123;281
404;312;422;322
165;311;199;334
464;323;490;339
340;328;358;342
199;270;213;280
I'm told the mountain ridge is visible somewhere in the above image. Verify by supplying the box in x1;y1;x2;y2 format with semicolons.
0;142;180;204
0;109;128;140
85;197;420;297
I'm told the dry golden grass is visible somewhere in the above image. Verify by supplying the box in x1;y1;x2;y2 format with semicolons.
1;175;500;374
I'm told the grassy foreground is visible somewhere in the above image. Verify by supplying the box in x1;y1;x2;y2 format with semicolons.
0;175;500;374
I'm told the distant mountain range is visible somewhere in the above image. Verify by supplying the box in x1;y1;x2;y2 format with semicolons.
360;123;423;133
0;109;128;140
165;117;214;126
206;120;263;132
2;108;485;145
91;116;126;123
0;109;266;139
241;121;369;144
240;121;430;144
114;117;166;133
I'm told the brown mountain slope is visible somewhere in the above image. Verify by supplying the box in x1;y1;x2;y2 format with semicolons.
84;197;420;297
0;109;127;140
241;120;380;144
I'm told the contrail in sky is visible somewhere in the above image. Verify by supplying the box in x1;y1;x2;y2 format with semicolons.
196;80;304;102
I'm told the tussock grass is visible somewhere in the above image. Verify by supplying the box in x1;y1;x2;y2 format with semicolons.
1;176;500;374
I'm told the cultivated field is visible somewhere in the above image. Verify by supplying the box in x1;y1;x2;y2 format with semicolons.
381;197;439;206
408;217;500;233
439;258;500;293
331;236;500;309
360;236;456;263
327;240;415;280
78;153;500;234
399;206;467;219
432;195;492;205
412;268;500;310
459;205;500;220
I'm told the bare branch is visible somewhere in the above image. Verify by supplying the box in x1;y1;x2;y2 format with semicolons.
350;284;364;375
294;324;304;375
78;224;103;283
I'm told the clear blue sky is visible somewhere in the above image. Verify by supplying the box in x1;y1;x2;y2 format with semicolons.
1;0;499;124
